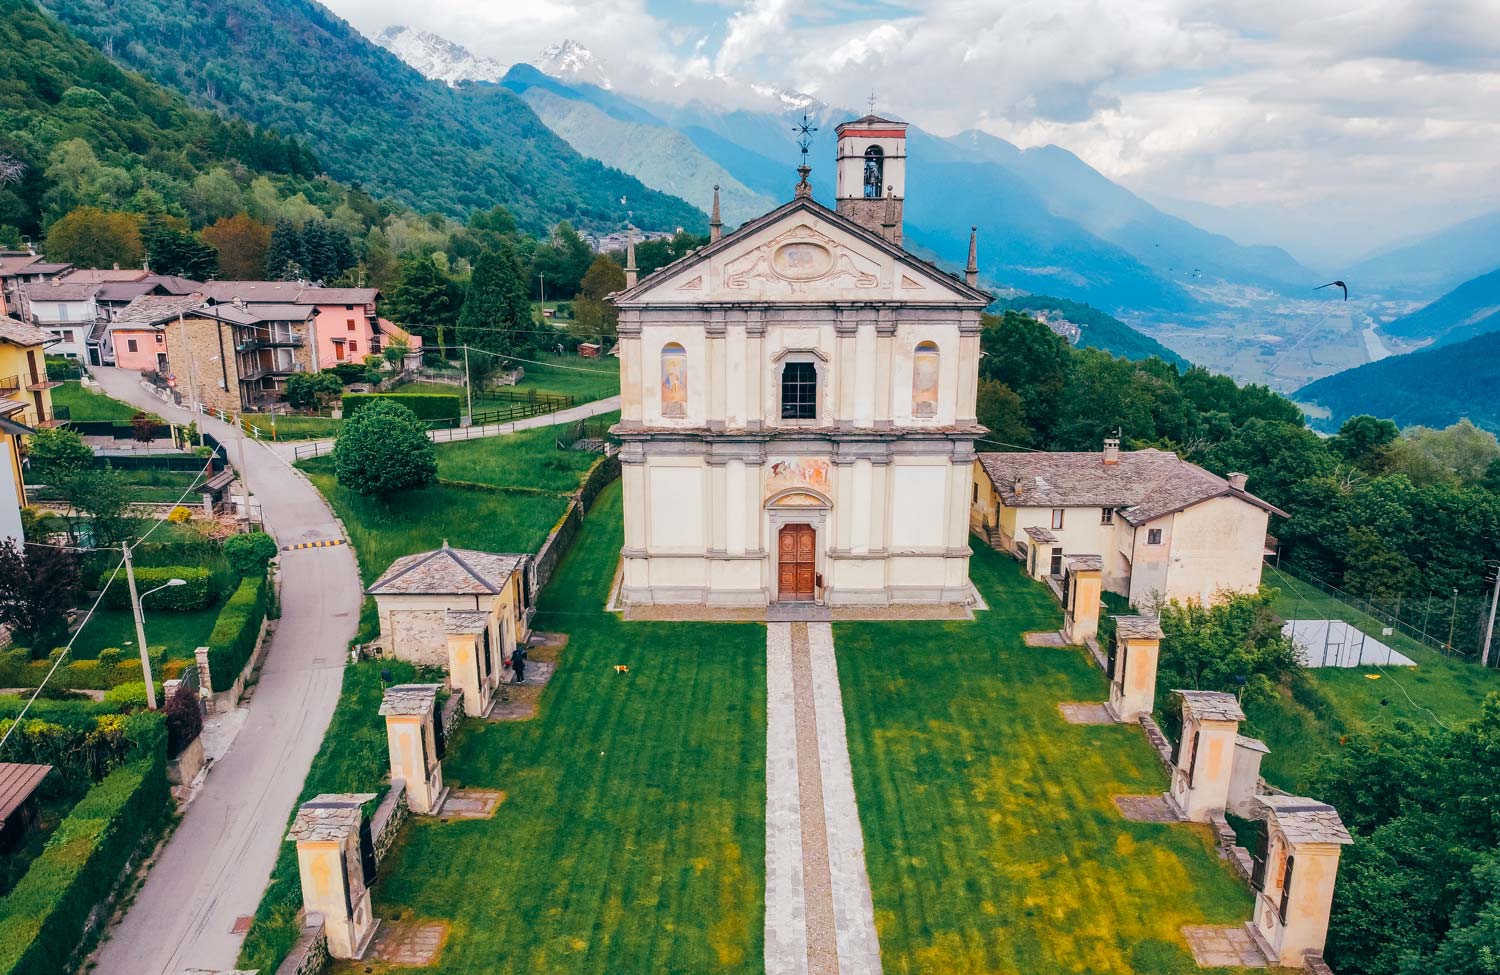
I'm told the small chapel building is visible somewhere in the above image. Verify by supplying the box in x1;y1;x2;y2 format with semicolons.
609;116;991;609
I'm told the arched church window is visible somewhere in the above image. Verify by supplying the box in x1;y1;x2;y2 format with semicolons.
863;146;884;199
912;340;939;417
660;342;687;417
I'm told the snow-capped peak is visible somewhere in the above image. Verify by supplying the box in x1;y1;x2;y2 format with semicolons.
375;26;507;86
533;40;611;90
748;83;818;112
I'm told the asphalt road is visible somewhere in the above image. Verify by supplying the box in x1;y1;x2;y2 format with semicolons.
87;367;361;975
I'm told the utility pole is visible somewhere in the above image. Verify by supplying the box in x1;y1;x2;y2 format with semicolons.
231;413;251;530
175;310;203;445
1483;561;1500;668
463;344;473;421
1446;587;1458;654
123;543;157;710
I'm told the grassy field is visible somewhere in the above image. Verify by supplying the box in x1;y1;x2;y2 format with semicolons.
337;482;767;974
1243;563;1500;789
836;545;1256;975
53;380;151;423
397;352;619;408
241;414;343;441
69;604;224;662
434;416;615;493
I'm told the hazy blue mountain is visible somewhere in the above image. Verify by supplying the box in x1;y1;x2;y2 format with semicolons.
998;295;1190;366
949;132;1316;292
1347;210;1500;299
1296;330;1500;433
1378;266;1500;347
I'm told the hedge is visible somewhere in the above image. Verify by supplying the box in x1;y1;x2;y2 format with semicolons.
0;756;169;975
95;566;213;611
206;576;268;693
341;392;461;424
0;704;165;798
0;649;188;693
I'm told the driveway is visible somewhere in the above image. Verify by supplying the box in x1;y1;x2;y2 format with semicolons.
87;367;362;975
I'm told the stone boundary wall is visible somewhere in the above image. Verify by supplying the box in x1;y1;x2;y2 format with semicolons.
1138;714;1174;770
196;615;273;714
530;454;621;601
440;690;464;740
273;913;329;975
371;783;409;866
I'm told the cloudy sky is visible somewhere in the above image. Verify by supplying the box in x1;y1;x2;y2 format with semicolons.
326;0;1500;265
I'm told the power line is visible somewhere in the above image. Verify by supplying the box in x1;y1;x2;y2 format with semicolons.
461;345;618;375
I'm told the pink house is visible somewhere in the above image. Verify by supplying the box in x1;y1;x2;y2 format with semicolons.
106;294;206;372
304;288;380;368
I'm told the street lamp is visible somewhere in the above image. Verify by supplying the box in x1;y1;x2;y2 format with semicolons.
123;539;186;710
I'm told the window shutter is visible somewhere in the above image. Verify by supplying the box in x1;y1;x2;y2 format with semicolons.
1186;731;1201;786
1278;855;1295;922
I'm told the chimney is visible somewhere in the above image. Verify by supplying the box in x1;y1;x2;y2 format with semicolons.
965;226;979;288
1227;472;1248;491
624;227;638;289
1103;437;1120;465
708;185;723;244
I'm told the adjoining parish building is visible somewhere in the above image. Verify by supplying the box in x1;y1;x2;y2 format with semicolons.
971;439;1286;607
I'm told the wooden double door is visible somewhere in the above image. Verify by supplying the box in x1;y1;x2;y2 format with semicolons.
777;523;817;601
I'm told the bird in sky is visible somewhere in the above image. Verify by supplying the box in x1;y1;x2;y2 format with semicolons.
1316;280;1349;300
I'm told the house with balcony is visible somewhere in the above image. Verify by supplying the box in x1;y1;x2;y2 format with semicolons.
89;275;203;365
191;300;316;412
19;279;102;360
971;439;1286;608
0;315;61;430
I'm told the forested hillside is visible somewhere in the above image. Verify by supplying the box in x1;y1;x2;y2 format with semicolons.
1377;266;1500;347
38;0;703;234
1296;330;1500;433
997;294;1188;366
0;0;324;239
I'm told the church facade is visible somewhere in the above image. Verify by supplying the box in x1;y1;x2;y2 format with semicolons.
609;116;991;609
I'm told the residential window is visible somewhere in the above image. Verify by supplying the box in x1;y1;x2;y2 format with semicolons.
347;318;356;330
780;361;818;420
61;330;74;343
1101;508;1114;525
1051;508;1065;530
126;339;138;352
155;332;165;344
348;340;357;353
1147;528;1163;545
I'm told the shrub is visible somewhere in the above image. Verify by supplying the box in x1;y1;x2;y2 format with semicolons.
164;681;202;757
167;506;193;524
205;576;268;692
0;756;169;975
0;705;164;796
340;391;460;424
95;566;211;611
102;681;152;709
331;400;437;497
95;647;122;670
223;531;278;576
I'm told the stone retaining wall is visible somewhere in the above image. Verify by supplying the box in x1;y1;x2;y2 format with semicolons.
371;783;409;866
273;913;329;975
440;690;464;740
530;454;621;601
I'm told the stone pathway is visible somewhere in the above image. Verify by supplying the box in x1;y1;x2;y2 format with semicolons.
1058;702;1115;725
1113;794;1180;823
1023;630;1069;647
1181;925;1269;967
368;918;448;966
484;662;556;721
765;622;883;975
436;789;504;819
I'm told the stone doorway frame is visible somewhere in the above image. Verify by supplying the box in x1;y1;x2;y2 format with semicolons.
766;489;831;605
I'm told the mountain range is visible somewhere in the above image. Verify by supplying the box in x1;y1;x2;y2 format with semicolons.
1347;210;1500;299
1379;266;1500;348
38;0;701;235
1296;329;1500;434
372;28;1329;317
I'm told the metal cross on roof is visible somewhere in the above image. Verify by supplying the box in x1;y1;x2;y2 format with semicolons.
867;90;878;114
793;110;818;163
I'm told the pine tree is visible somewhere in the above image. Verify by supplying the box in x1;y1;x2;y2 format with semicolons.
386;255;460;351
142;215;219;279
457;245;531;369
301;220;336;282
264;219;306;280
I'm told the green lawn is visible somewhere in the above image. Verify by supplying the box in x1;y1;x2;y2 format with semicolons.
241;414;344;441
337;482;767;974
836;545;1256;975
69;603;224;662
52;380;152;423
1244;563;1500;790
397;352;619;408
435;415;615;493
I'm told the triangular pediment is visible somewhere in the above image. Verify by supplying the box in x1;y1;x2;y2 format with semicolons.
614;198;988;306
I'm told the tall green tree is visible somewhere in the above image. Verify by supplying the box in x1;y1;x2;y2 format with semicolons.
528;222;593;300
457;245;531;366
142;215;218;278
43;207;143;268
385;254;462;353
571;254;624;340
979;311;1072;444
265;219;306;280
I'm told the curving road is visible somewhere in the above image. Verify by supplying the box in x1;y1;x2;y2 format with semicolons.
88;367;362;975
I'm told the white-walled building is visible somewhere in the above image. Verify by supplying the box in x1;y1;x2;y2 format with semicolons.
609;116;991;610
972;440;1285;607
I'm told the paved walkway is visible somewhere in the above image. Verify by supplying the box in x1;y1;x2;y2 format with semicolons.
87;367;363;975
766;622;883;975
260;394;622;463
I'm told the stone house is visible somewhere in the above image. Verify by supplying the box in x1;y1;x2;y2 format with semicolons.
366;544;532;669
971;438;1285;607
107;294;206;375
609;115;991;610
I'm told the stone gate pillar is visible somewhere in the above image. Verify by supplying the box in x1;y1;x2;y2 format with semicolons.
379;683;446;815
286;793;379;960
1250;796;1353;966
1106;615;1162;722
445;611;493;717
1167;690;1245;822
1061;555;1103;644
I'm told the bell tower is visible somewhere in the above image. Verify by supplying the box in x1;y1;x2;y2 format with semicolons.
835;115;908;244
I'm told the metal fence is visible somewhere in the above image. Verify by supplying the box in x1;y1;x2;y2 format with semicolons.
1267;560;1496;662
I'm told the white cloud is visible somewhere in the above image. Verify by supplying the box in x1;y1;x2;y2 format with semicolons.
324;0;1500;262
